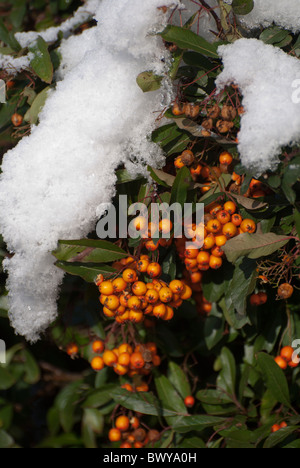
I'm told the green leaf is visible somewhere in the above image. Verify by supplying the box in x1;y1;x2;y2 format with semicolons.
111;388;182;417
0;429;14;448
160;25;219;58
232;0;254;15
10;0;27;30
155;374;186;413
223;232;290;263
263;426;298;448
168;362;192;399
282;156;300;204
24;87;50;124
217;347;236;396
294;208;300;238
170;166;192;208
0;405;13;431
52;239;128;263
196;389;233;405
29;36;53;84
0;367;16;390
204;315;224;350
82;385;115;408
22;349;41;384
260;27;290;45
173;415;227;433
0;19;21;51
136;71;162;92
177;436;206;448
55;381;83;432
257;353;291;409
55;261;116;283
228;257;257;315
82;408;104;435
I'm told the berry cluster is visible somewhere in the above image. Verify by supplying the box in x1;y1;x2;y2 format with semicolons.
176;199;256;277
274;346;299;370
90;341;161;377
108;413;160;448
97;257;192;323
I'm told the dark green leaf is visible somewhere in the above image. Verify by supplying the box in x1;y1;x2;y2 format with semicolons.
232;0;254;15
53;239;127;263
29;36;53;84
257;353;291;409
173;414;227;433
160;25;219;58
55;261;116;283
263;426;298;448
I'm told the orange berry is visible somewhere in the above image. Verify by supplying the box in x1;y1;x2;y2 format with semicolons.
162;305;174;320
215;234;227;247
203;233;215;250
91;356;104;371
127;295;141;310
147;262;162;278
134;441;144;448
216;210;231;225
174;156;185;169
118;352;131;366
159;219;173;234
130;352;145;369
132;216;147;232
219;151;233;165
153;303;167;318
277;283;294;300
223;201;236;215
206;219;222;234
137;259;149;273
95;274;104;287
136;383;149;392
240;219;256;234
271;424;280;433
180;284;192;300
129;310;144;323
118;343;133;354
112;277;127;293
197;251;210;265
159;287;173;303
280;346;294;362
66;343;79;356
115;415;130;432
152;354;161;366
92;340;104;354
257;291;267;305
288;360;299;368
189;271;202;283
184;395;195;408
123;268;138;283
280;421;287;429
103;350;118;367
121;383;134;392
190;164;202;176
172;102;185;116
211;245;224;257
209;203;223;216
120;442;132;448
103;306;115;318
108;428;121;442
114;363;128;375
184;248;199;259
104;295;120;311
249;294;261;306
145;289;159;304
222;222;238;239
169;279;185;294
145;239;159;251
99;281;114;296
209;255;223;270
11;113;23;127
231;213;242;226
132;281;147;296
184;257;198;269
274;356;288;370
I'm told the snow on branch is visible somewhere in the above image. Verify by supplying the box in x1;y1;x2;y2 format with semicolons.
0;0;180;342
216;38;300;175
240;0;300;33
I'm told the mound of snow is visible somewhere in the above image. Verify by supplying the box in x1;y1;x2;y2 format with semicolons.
0;0;179;341
216;38;300;175
239;0;300;33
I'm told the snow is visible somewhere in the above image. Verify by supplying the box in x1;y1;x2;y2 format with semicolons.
15;0;100;48
0;54;31;76
0;0;180;341
239;0;300;33
216;38;300;175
